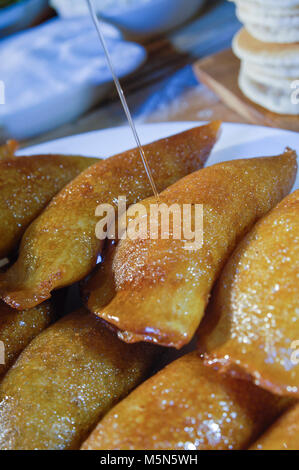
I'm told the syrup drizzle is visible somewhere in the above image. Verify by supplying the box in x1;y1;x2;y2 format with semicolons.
86;0;159;199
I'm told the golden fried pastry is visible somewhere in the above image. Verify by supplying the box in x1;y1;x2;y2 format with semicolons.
0;308;158;450
0;122;220;310
200;190;299;397
81;352;289;450
86;149;297;349
0;141;18;160
0;154;99;258
250;403;299;450
0;300;54;379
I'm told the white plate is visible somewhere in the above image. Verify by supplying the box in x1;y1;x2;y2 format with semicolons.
19;121;299;191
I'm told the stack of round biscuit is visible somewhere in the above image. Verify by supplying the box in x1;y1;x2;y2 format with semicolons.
229;0;299;115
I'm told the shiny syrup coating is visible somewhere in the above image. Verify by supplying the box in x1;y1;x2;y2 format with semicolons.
0;153;99;258
250;403;299;450
81;352;289;451
0;309;158;450
0;300;54;379
0;122;220;310
200;190;299;397
87;150;297;349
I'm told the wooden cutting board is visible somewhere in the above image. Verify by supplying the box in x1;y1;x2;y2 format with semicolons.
193;49;299;132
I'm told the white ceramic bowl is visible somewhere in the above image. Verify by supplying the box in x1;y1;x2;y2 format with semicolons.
51;0;205;37
0;0;48;37
0;17;146;141
101;0;205;37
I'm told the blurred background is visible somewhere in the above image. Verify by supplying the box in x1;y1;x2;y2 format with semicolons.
0;0;243;146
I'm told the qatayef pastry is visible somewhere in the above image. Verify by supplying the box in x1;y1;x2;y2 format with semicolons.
81;352;290;451
0;153;99;258
0;122;220;310
250;403;299;450
0;309;158;450
233;28;299;115
85;149;297;349
0;300;55;379
200;190;299;398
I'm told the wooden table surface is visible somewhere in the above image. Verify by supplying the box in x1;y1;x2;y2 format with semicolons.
23;0;247;149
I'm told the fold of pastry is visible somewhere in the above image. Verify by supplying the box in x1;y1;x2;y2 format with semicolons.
81;352;290;451
0;122;220;310
86;149;297;349
0;300;54;379
250;403;299;450
0;154;99;258
0;309;158;450
199;190;299;397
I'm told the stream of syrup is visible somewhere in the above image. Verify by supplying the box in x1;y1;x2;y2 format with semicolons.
86;0;159;199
